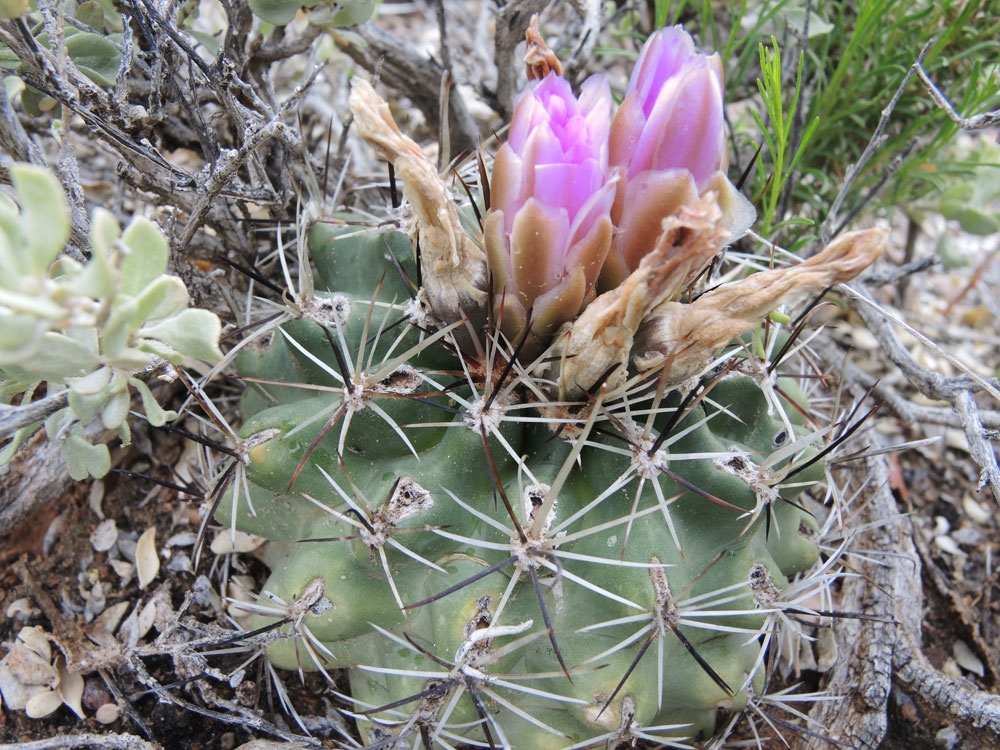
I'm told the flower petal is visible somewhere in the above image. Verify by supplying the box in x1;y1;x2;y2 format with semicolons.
509;197;571;311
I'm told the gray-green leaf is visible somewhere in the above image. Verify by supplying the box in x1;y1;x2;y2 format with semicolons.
63;429;111;479
139;308;223;363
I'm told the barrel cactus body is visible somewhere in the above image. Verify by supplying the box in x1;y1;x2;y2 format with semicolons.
218;221;840;746
216;25;884;748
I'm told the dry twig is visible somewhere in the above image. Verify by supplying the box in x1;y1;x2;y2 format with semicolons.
844;280;1000;503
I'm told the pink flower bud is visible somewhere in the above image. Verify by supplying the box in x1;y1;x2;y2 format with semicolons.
485;73;617;354
601;26;744;291
610;26;727;185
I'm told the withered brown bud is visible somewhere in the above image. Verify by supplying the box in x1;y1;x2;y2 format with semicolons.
634;227;888;383
524;15;562;81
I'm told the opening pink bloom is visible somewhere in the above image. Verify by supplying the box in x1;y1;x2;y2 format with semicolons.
485;73;617;354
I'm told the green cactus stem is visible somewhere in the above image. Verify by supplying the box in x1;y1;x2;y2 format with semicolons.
217;217;832;747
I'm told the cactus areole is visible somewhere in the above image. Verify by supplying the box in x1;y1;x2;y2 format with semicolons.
221;24;884;748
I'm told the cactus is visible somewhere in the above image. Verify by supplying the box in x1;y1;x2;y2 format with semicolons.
215;27;884;748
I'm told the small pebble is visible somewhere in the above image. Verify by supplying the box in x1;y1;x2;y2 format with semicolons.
935;725;961;749
95;703;120;724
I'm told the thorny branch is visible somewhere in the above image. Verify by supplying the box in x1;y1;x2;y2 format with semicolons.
11;562;329;746
331;21;480;158
813;43;931;252
0;6;330;264
915;51;1000;132
802;448;904;750
812;336;1000;433
0;735;161;749
0;391;69;438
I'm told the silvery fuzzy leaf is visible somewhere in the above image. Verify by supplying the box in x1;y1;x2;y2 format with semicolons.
70;366;111;396
0;1;28;22
68;209;118;299
138;308;223;364
63;429;111;480
100;388;130;431
64;31;121;89
100;298;139;363
12;332;101;381
133;275;189;325
119;216;168;296
129;376;176;427
0;313;47;366
0;425;33;463
9;164;68;277
0;288;65;319
89;206;120;259
247;0;301;26
68;387;108;424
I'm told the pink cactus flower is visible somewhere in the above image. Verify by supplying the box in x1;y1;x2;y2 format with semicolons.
484;26;753;357
485;73;617;355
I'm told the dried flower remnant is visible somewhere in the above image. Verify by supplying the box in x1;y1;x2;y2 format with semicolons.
634;228;888;383
348;79;488;331
485;72;616;356
523;14;562;80
552;193;729;398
